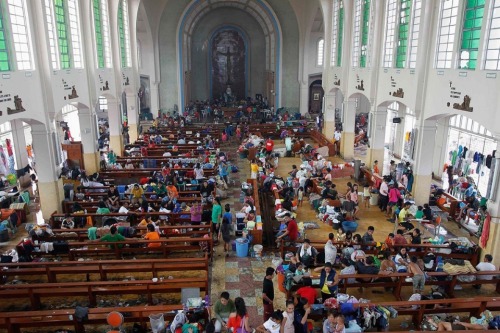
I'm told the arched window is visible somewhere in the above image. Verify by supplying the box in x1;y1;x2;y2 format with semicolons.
0;0;34;71
484;0;500;70
93;0;111;68
317;38;324;67
118;0;131;68
44;0;83;70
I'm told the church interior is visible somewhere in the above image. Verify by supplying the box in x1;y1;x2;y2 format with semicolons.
0;0;499;332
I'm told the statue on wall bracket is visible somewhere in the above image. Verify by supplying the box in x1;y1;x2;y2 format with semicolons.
7;95;25;115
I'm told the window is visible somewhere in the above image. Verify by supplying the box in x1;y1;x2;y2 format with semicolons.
331;0;340;67
408;0;421;68
7;0;33;70
353;0;370;68
396;0;412;68
383;0;398;67
118;0;131;68
67;0;83;68
484;0;500;70
360;0;371;67
352;0;362;67
44;0;59;69
93;0;111;68
436;0;459;69
338;1;344;66
0;2;10;71
459;0;485;69
54;0;70;69
317;38;324;67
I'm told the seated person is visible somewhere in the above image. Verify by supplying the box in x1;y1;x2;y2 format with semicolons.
397;202;414;232
143;223;161;248
296;239;318;268
129;184;145;205
99;225;125;248
321;181;338;200
276;213;298;245
256;311;283;333
355;256;380;282
61;213;75;229
106;185;120;212
213;291;236;333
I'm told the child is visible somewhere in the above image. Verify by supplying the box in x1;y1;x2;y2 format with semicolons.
414;205;424;219
297;186;304;207
336;227;346;242
334;314;346;333
294;262;307;276
363;184;371;208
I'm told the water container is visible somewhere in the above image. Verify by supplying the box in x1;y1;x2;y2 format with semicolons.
149;313;165;333
253;245;263;258
235;238;249;257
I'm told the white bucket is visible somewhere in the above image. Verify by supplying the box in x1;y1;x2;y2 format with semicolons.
253;244;263;257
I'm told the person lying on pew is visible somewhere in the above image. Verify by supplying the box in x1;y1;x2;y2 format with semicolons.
437;319;490;331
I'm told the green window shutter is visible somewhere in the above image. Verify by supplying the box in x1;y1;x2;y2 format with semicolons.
54;0;70;69
93;0;104;68
0;4;10;71
396;0;411;68
337;6;344;67
360;0;370;67
459;0;484;69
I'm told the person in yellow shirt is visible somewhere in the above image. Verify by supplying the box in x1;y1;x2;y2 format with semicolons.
250;159;259;179
129;184;144;205
143;223;161;247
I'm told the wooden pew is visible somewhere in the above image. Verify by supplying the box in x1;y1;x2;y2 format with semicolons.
0;304;189;333
0;277;208;310
21;236;213;261
1;254;209;285
279;242;481;266
35;224;212;242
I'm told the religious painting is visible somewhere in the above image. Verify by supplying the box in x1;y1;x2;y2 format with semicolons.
313;93;320;101
210;29;246;102
139;75;150;113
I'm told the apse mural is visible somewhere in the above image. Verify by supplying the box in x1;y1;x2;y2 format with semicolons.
210;29;246;102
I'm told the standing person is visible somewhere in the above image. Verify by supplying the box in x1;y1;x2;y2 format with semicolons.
363;184;371;208
221;204;233;255
262;267;275;321
324;233;337;265
372;160;380;175
297;186;304;207
408;256;425;294
446;165;454;193
378;178;389;212
386;184;402;217
333;129;341;155
212;198;222;240
227;297;251;333
265;137;275;155
314;263;339;301
213;291;236;333
250;159;259;179
348;184;360;220
280;301;295;333
194;163;205;180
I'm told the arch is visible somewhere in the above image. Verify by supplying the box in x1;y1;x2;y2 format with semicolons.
177;0;283;108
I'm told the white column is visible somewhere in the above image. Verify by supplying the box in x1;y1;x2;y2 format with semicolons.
150;81;160;116
323;92;336;138
412;120;438;204
481;137;500;267
368;108;387;169
108;99;123;155
10;119;29;168
126;92;139;143
341;99;356;160
31;123;63;219
78;107;99;174
299;82;309;114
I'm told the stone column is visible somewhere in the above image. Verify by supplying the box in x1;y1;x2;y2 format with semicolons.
341;99;356;160
299;81;309;115
10;119;29;168
411;120;438;204
150;81;160;116
78;107;99;174
31;123;64;219
126;92;139;143
368;108;388;170
323;92;336;138
108;99;123;155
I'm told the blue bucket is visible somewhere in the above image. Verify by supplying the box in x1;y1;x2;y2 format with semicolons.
235;238;249;257
342;220;358;233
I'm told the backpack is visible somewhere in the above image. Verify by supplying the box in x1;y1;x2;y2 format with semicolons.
170;311;186;333
489;316;500;329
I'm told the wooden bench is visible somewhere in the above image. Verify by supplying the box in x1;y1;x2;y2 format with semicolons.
438;192;462;220
0;277;208;310
0;304;192;333
1;254;209;285
279;242;481;266
22;237;213;261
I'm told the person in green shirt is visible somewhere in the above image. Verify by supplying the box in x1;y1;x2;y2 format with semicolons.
212;197;222;238
153;182;167;198
213;291;236;332
96;201;111;214
414;205;424;219
99;225;125;248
